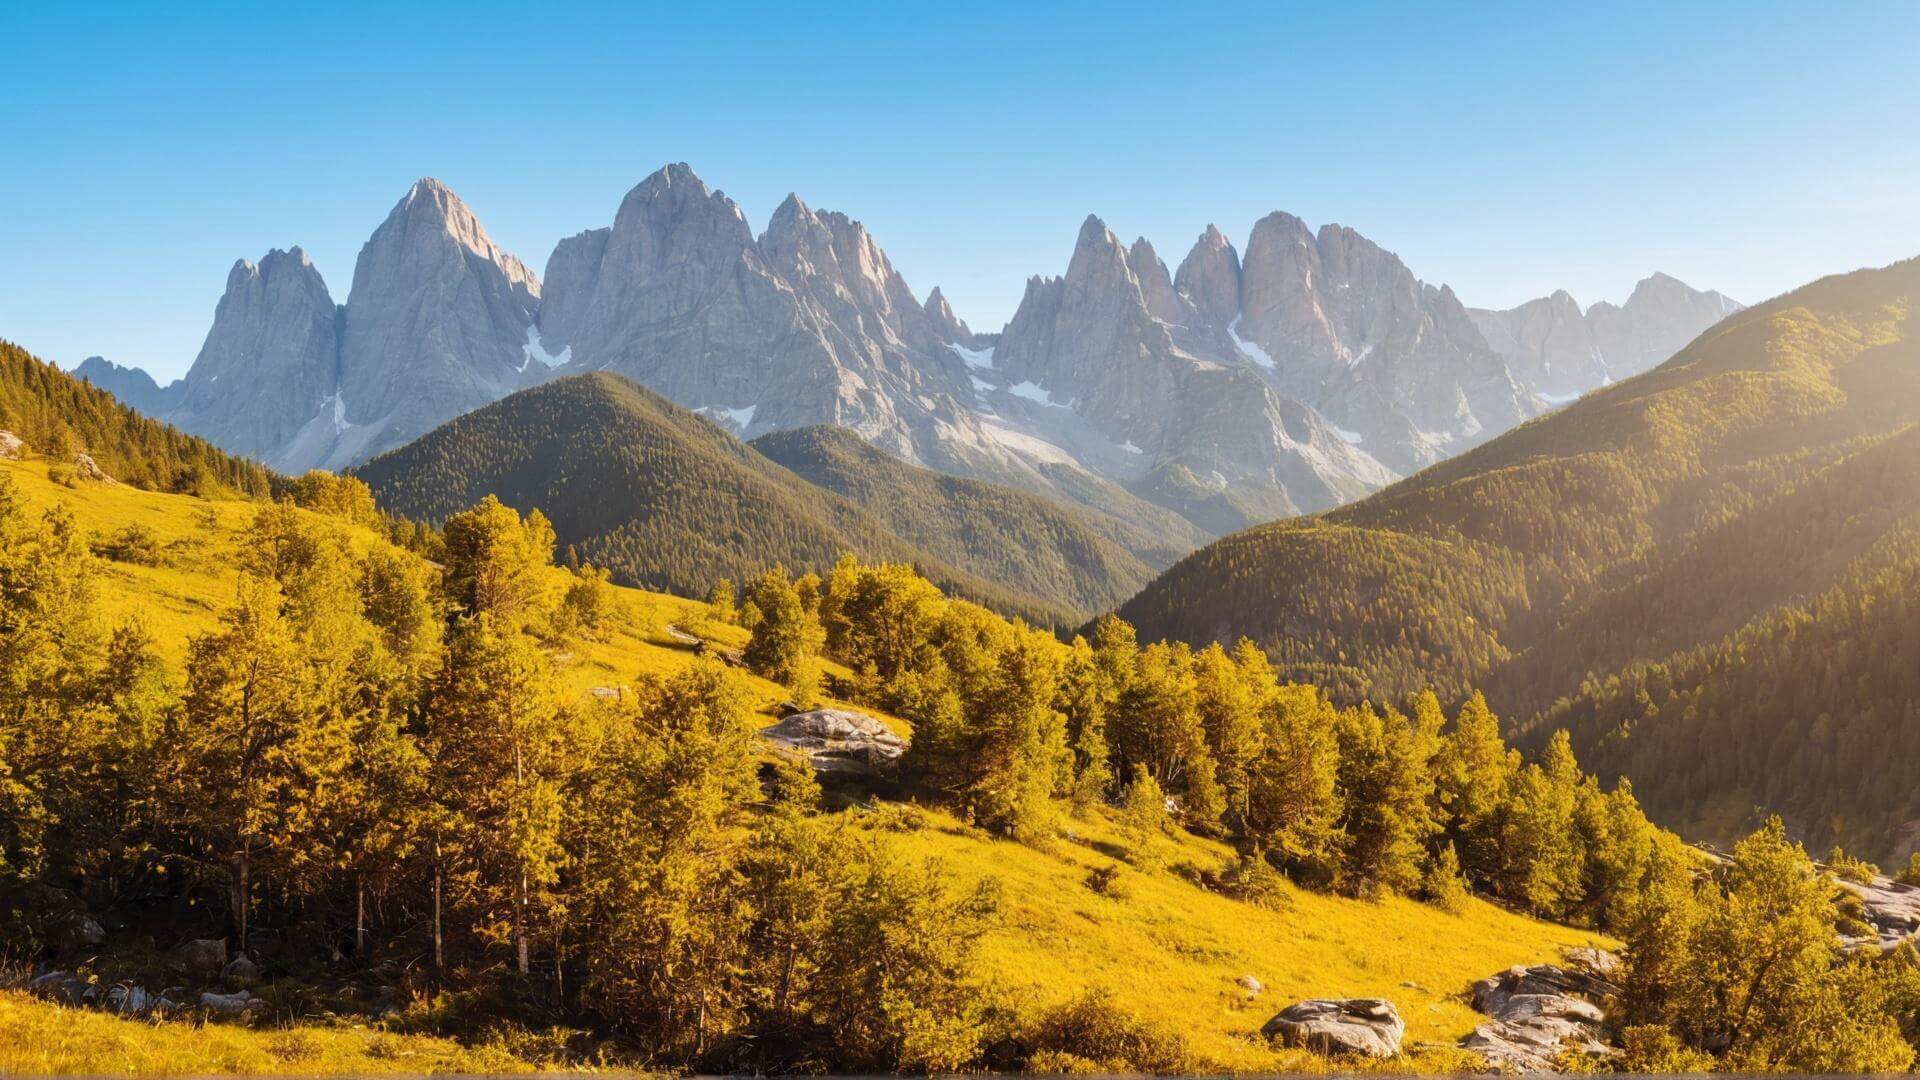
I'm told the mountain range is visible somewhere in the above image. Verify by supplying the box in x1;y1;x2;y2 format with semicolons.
75;165;1739;539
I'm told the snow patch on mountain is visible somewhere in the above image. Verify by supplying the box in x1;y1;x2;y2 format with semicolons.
949;342;996;370
522;324;572;371
1228;317;1275;370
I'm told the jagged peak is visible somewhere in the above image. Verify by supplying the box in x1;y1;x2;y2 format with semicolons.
1128;236;1164;271
379;176;535;293
1076;213;1116;247
618;162;750;237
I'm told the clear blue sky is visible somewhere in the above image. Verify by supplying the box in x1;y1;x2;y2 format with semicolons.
4;1;1918;381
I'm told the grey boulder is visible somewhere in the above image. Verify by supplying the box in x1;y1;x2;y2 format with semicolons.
174;937;228;977
28;970;91;1006
1464;960;1621;1073
1262;998;1404;1058
199;987;269;1017
759;709;907;775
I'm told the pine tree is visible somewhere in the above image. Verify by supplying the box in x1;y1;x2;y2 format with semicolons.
177;575;333;949
743;565;825;706
440;495;555;624
1244;684;1342;877
426;613;575;976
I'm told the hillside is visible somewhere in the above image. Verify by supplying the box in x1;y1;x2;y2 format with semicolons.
1;340;272;498
751;425;1174;615
0;436;1608;1074
1119;256;1920;855
352;372;1083;625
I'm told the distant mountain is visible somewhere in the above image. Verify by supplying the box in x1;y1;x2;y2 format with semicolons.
78;164;1732;539
1117;255;1920;856
988;215;1398;530
1470;274;1743;404
120;181;543;474
353;372;1100;625
751;424;1170;616
73;355;179;417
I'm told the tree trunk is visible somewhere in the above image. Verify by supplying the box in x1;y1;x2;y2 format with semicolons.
232;846;251;952
515;870;529;975
432;848;444;975
355;876;366;959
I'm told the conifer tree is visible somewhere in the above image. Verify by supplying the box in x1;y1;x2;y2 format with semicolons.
426;613;574;975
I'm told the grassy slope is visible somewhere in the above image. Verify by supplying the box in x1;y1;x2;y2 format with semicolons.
1;452;1609;1073
0;994;547;1076
889;805;1604;1072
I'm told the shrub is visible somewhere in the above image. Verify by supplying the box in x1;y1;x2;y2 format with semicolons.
92;523;163;565
1085;863;1131;900
1023;990;1190;1073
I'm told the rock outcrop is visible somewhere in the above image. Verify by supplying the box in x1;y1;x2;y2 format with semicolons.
1462;957;1621;1073
0;430;23;459
1261;998;1404;1058
1470;274;1742;404
1837;873;1920;950
759;709;907;776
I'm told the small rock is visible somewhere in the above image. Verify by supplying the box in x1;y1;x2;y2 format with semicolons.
0;430;23;459
222;952;261;983
28;970;90;1006
57;912;106;947
174;937;228;977
1262;998;1404;1058
200;988;268;1017
72;453;114;483
104;984;157;1017
1237;974;1263;998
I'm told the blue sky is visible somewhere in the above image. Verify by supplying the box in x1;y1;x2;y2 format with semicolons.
4;1;1918;381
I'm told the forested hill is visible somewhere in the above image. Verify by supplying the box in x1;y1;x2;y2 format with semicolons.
0;339;273;497
353;372;1083;625
1117;256;1920;856
752;425;1173;615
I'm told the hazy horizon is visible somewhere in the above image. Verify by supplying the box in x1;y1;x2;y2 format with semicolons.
5;0;1918;380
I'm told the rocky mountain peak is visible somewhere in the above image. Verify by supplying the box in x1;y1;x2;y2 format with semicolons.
614;162;754;249
1174;225;1243;325
923;286;973;343
390;178;539;300
1127;237;1187;326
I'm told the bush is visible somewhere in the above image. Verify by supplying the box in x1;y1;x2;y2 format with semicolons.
1085;863;1131;900
1023;990;1190;1073
1895;852;1920;887
92;523;163;565
1224;849;1292;911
